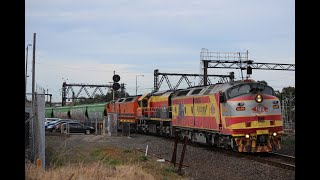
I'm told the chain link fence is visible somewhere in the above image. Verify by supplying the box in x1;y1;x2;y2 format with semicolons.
25;85;46;169
281;96;295;135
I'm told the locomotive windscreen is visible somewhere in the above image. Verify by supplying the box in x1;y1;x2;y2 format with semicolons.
226;83;274;99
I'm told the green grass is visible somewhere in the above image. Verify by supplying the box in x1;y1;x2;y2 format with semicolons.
163;165;176;173
44;135;189;179
123;148;133;153
139;155;148;162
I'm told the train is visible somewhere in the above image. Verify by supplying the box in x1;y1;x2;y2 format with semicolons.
46;78;283;153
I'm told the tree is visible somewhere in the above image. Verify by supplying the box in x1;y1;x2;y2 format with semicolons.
278;86;295;123
74;90;131;105
282;86;295;96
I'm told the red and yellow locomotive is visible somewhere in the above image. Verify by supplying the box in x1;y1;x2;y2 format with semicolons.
107;96;141;131
133;79;282;153
105;79;282;153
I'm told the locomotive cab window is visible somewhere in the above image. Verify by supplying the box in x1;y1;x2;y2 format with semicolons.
254;84;274;95
227;83;275;99
117;98;125;102
124;97;134;102
191;88;203;95
142;99;148;107
227;84;251;99
177;90;190;96
138;99;148;107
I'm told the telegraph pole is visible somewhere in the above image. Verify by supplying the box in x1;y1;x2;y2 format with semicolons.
25;44;32;100
113;71;115;112
31;33;36;107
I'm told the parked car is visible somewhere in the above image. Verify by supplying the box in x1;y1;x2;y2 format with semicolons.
45;118;61;126
45;119;79;132
59;122;95;135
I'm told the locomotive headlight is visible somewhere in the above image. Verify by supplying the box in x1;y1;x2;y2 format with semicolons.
273;132;277;137
245;134;250;138
255;94;263;103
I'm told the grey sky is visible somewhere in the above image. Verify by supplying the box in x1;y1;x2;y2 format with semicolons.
25;0;294;102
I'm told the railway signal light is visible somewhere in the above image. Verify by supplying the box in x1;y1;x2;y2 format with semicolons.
113;74;120;82
112;74;121;90
112;82;120;91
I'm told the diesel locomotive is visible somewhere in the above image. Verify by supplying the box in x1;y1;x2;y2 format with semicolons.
46;79;282;153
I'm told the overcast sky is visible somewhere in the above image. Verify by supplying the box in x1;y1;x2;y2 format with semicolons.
25;0;295;102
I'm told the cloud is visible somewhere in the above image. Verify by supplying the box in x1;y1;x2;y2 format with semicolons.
26;0;295;102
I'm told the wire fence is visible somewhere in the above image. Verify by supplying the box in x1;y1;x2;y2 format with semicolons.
281;97;295;135
25;84;46;169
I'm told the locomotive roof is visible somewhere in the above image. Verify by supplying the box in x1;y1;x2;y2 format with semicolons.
171;79;260;98
212;79;257;93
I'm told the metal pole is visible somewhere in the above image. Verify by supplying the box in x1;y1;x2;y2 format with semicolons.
178;136;188;174
95;118;97;136
203;61;208;86
171;130;179;167
113;71;115;112
25;45;31;100
239;52;244;80
31;33;36;107
289;92;292;123
31;33;36;162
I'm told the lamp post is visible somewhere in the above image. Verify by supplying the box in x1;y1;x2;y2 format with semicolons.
25;44;32;100
136;74;144;95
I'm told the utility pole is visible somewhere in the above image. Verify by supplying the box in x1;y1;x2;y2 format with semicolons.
31;33;36;107
25;44;32;100
113;71;115;112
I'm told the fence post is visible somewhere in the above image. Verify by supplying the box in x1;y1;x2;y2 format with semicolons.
289;92;292;123
95;118;97;136
102;117;105;135
178;136;188;174
171;130;179;167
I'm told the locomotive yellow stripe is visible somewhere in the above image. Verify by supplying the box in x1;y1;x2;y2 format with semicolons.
209;94;220;127
222;113;282;118
227;120;283;129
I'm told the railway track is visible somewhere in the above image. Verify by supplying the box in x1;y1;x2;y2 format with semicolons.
263;152;295;170
152;134;295;171
194;143;295;171
135;133;295;171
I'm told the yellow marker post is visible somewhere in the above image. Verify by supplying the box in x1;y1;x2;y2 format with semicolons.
36;159;42;168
